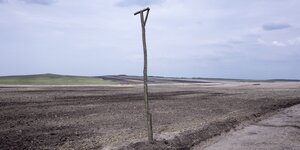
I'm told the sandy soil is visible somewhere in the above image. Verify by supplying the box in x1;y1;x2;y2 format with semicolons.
0;81;300;149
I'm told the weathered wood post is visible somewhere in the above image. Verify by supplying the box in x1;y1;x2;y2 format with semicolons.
134;7;154;143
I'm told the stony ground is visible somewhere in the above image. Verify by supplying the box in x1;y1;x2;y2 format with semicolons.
193;104;300;150
0;81;300;149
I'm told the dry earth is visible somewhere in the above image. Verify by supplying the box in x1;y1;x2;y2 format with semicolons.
192;103;300;150
0;80;300;149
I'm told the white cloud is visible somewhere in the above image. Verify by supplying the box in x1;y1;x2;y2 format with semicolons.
272;41;286;47
287;37;300;45
116;0;165;7
0;0;56;5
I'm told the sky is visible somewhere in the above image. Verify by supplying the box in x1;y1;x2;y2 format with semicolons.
0;0;300;79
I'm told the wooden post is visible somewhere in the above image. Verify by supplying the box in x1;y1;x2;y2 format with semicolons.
134;7;154;143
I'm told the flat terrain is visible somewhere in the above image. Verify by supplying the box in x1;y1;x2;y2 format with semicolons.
193;104;300;150
0;74;114;85
0;79;300;149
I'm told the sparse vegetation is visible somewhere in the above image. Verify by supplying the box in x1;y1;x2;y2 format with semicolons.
0;74;114;85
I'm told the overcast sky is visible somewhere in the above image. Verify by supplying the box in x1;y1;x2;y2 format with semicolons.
1;0;300;79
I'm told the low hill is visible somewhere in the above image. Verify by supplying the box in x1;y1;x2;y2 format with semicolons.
1;74;299;85
0;74;114;85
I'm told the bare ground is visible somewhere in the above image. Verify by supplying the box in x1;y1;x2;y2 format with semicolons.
193;104;300;150
0;81;300;149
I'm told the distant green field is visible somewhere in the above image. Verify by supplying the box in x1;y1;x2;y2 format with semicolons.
0;74;115;85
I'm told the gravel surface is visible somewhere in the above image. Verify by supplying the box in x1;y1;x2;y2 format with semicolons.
0;81;300;149
193;104;300;150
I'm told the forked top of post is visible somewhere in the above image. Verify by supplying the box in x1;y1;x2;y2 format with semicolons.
134;7;150;15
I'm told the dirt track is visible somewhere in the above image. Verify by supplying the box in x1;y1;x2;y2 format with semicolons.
193;104;300;150
1;81;300;149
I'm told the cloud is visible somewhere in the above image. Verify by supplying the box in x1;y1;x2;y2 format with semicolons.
287;37;300;45
116;0;164;7
262;23;291;31
272;41;286;47
1;0;300;79
21;0;56;5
